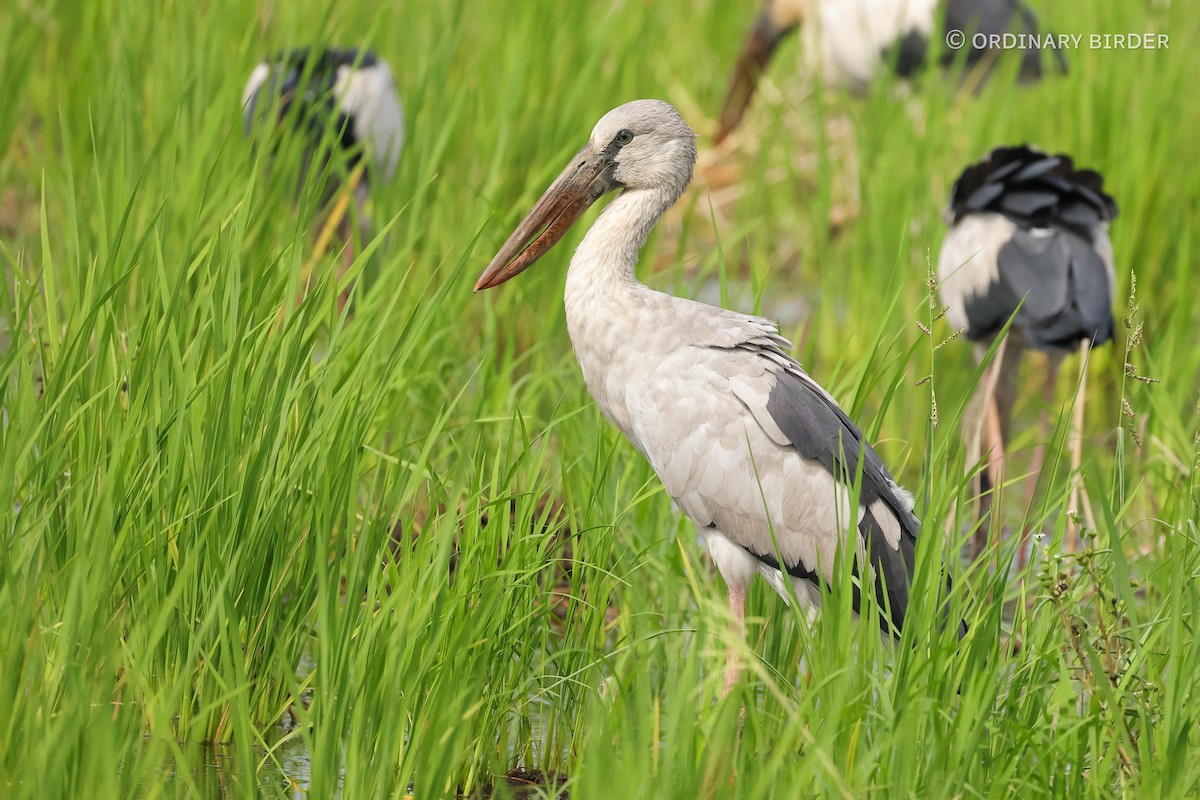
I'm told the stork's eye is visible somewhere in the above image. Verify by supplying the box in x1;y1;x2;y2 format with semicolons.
614;129;634;146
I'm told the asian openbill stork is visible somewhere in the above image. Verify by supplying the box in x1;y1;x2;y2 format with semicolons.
475;100;962;694
714;0;1067;143
242;46;404;293
936;144;1118;562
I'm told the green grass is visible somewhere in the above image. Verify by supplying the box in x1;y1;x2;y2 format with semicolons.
2;0;1199;797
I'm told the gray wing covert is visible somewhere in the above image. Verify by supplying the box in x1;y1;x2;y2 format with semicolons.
713;328;921;636
756;363;918;636
995;228;1113;349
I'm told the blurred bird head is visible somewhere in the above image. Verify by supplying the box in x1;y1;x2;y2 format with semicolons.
241;46;405;192
714;0;807;144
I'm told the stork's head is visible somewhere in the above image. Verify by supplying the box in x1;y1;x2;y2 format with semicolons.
474;99;696;291
714;0;806;144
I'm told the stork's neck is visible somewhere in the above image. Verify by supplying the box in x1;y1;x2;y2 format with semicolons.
565;186;675;297
563;184;679;437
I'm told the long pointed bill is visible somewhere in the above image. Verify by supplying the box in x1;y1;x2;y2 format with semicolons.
714;10;797;144
474;147;612;291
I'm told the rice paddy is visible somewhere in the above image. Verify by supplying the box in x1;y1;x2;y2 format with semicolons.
2;0;1198;797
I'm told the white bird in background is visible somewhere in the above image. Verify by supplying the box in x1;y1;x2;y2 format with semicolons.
475;99;962;694
936;144;1118;561
714;0;1067;143
242;46;405;289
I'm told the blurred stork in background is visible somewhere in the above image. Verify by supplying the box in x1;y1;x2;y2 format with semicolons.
936;144;1118;564
242;46;404;303
715;0;1067;143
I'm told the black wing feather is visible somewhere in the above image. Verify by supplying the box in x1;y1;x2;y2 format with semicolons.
762;367;919;637
947;144;1118;232
947;145;1118;350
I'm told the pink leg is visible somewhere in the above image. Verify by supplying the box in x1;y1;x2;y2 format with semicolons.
1017;362;1059;568
969;339;1010;559
1028;363;1058;494
973;379;1007;557
723;583;746;698
983;387;1007;496
1067;340;1092;551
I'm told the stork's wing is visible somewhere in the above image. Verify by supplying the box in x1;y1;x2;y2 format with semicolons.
946;221;1116;349
749;356;919;635
947;145;1118;231
998;228;1114;349
940;145;1117;349
634;318;933;637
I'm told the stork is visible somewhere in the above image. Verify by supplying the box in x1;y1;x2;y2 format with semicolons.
242;46;404;295
475;100;960;694
936;144;1118;562
714;0;1067;143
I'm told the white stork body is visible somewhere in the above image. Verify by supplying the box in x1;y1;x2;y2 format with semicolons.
715;0;1067;143
564;206;897;613
811;0;940;89
477;101;945;691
